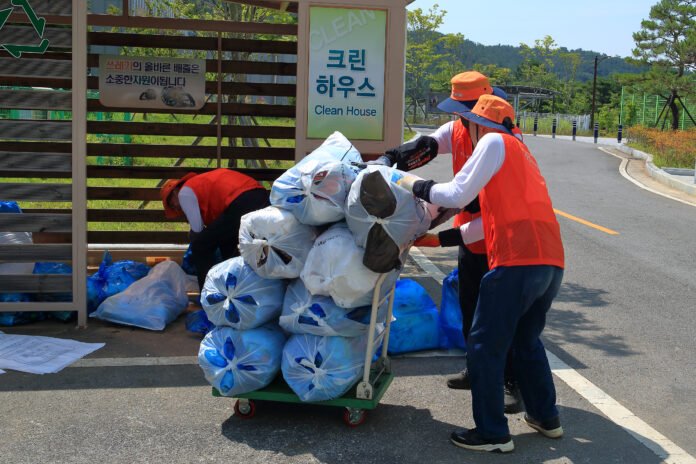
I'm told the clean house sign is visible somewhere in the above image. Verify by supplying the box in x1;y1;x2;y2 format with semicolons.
307;7;387;141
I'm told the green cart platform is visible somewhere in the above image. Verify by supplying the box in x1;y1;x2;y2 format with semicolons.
213;274;397;427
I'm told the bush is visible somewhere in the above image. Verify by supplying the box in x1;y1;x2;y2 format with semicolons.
626;126;696;169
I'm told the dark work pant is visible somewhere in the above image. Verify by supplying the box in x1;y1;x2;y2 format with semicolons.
190;188;269;290
458;246;514;381
468;265;563;438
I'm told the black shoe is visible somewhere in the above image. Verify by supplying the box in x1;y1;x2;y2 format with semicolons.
450;428;514;453
524;414;564;438
446;369;471;390
504;381;524;414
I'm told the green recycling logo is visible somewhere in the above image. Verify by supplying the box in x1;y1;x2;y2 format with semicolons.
0;0;49;58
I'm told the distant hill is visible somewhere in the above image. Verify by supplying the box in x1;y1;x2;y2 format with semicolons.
426;36;646;82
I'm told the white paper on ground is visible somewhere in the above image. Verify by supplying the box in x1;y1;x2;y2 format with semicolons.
0;334;104;374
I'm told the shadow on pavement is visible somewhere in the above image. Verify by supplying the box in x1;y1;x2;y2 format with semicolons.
221;402;663;464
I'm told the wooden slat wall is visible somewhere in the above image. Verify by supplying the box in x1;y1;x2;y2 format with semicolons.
1;12;298;250
0;9;74;298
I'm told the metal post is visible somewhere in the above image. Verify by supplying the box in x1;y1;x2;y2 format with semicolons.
533;115;538;136
591;55;599;130
572;120;577;141
593;122;599;143
617;124;623;143
552;118;557;139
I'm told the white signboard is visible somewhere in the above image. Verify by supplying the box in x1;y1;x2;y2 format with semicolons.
99;55;206;110
307;7;387;140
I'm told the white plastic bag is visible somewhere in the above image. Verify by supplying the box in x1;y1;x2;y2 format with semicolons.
91;260;189;330
270;132;362;226
238;206;317;279
201;256;287;330
199;325;285;397
345;166;432;273
281;329;384;402
279;279;383;337
300;223;398;308
270;160;358;226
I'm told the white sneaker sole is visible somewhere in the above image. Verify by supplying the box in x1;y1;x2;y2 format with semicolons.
525;419;564;438
450;437;515;453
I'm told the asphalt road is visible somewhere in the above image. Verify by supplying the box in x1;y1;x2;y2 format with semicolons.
1;133;694;463
413;131;696;457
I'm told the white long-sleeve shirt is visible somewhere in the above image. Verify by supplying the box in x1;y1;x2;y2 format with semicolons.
177;186;205;233
429;132;507;244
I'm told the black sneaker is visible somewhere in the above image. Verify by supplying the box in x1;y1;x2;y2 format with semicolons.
524;414;564;438
504;381;524;414
450;428;514;453
446;369;471;390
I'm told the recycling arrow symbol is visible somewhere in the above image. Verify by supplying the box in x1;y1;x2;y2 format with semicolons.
0;0;49;58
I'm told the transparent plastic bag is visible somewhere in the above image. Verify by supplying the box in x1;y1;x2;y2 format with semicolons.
281;328;383;402
300;223;398;308
91;260;189;331
201;256;287;330
280;279;383;337
199;324;286;397
238;206;317;279
345;166;431;273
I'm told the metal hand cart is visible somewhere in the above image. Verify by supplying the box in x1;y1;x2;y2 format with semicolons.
213;273;396;427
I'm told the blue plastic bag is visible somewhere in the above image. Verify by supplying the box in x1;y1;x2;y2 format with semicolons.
181;244;222;276
186;309;215;335
91;260;188;331
282;330;382;402
280;279;382;337
386;279;440;354
438;269;466;350
87;251;150;313
199;324;285;397
201;257;287;330
33;262;74;321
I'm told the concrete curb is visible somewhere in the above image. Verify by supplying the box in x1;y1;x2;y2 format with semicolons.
614;145;696;196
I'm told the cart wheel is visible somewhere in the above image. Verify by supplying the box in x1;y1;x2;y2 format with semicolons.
234;399;255;419
343;408;366;427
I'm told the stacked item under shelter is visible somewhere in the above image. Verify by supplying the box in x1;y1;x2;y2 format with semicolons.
197;131;445;401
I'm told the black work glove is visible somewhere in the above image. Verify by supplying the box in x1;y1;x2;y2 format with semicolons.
385;136;439;172
464;196;481;214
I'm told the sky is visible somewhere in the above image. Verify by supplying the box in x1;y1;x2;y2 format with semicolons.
407;0;657;58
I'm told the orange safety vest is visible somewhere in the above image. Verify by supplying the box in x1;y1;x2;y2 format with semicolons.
450;120;486;254
479;134;565;270
184;169;263;226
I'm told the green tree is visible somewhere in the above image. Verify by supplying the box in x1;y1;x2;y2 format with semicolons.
405;4;446;121
516;35;560;89
630;0;696;130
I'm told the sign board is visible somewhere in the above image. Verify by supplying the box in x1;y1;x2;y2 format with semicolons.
307;7;387;140
99;55;205;110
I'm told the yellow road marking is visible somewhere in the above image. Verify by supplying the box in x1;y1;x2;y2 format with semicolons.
554;209;619;235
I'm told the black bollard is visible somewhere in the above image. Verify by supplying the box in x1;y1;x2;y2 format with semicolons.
533;116;538;136
572;120;577;141
593;122;599;143
617;124;623;143
552;118;557;139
